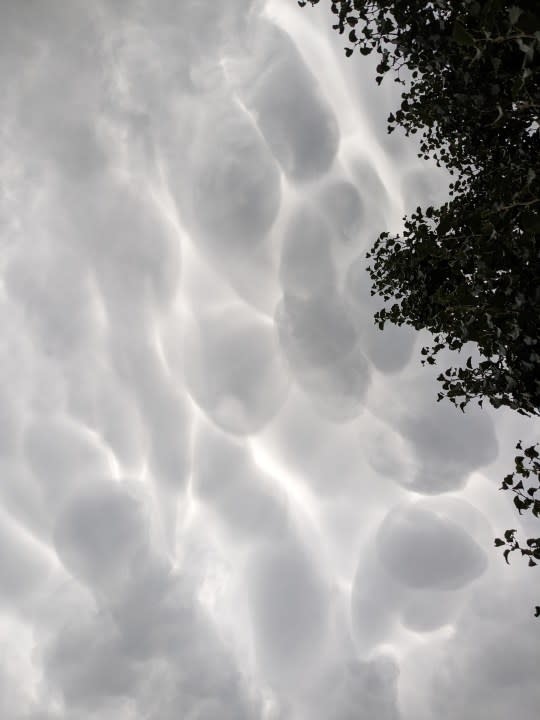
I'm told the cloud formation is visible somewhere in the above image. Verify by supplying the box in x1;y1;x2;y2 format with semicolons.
0;1;539;719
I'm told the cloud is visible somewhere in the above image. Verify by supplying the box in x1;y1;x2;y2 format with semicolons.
193;420;288;542
345;256;417;374
275;291;370;421
397;383;498;494
1;0;539;718
247;534;331;691
189;103;282;253
0;507;52;611
239;21;340;181
53;479;150;597
310;655;401;720
184;304;289;434
399;574;540;720
279;207;337;299
376;502;487;591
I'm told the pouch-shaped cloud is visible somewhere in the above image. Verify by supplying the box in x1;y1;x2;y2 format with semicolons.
318;180;364;248
239;22;339;181
279;207;336;299
376;503;487;591
276;292;370;420
184;305;289;434
352;496;491;647
397;386;498;494
316;180;365;275
298;344;372;422
247;536;330;690
189;103;282;252
276;292;357;371
53;480;150;596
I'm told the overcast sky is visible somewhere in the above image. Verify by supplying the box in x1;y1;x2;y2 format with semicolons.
1;1;539;718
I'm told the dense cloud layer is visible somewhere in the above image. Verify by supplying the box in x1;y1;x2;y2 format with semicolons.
1;1;539;719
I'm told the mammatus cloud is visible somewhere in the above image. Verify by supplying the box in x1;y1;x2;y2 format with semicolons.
0;1;539;719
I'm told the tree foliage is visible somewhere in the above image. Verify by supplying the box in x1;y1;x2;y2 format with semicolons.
300;0;540;612
494;441;540;616
302;0;540;415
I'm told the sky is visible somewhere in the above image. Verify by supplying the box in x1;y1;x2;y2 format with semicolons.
0;1;539;718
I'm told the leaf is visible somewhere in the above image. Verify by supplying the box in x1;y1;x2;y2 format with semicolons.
508;6;522;25
514;496;531;514
534;606;540;618
494;538;505;547
438;214;452;235
521;212;540;233
504;548;512;564
452;22;476;46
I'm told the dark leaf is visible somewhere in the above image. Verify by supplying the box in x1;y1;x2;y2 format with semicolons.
452;22;476;46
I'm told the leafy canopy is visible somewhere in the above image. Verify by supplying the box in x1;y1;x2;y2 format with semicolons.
301;0;540;417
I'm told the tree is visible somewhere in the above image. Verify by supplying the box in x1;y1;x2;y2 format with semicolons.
300;0;540;611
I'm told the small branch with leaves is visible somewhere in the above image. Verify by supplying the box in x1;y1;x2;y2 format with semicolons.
494;442;540;618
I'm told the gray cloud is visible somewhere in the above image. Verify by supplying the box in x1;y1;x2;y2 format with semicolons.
1;0;538;718
239;22;339;181
276;292;370;420
190;104;282;252
184;305;289;434
376;503;487;591
53;480;150;597
193;420;288;542
247;535;331;691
